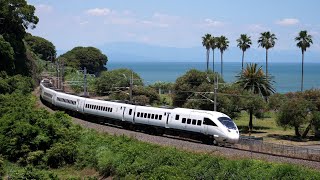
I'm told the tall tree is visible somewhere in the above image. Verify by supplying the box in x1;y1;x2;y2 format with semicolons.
236;34;252;71
0;0;39;75
257;31;277;81
236;63;275;133
202;34;211;71
216;36;229;78
295;30;313;92
236;63;275;97
25;34;56;61
209;36;217;72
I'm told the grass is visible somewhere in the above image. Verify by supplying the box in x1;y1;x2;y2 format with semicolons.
234;111;319;146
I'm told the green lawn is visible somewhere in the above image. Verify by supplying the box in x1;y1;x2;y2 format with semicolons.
234;111;318;145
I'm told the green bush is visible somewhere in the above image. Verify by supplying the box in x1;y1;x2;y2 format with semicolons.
0;156;4;177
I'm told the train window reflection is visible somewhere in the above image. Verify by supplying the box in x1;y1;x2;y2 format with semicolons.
218;117;237;130
203;118;217;126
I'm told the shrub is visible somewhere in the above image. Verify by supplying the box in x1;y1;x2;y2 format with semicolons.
0;156;4;177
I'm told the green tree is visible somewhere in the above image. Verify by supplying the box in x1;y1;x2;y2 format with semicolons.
173;69;224;108
277;98;311;137
202;34;211;71
0;0;39;75
0;35;15;73
25;34;56;61
295;30;313;92
244;94;266;133
216;36;229;78
257;31;277;80
236;63;275;97
268;93;288;111
236;34;252;71
209;36;217;72
60;46;108;74
95;68;143;95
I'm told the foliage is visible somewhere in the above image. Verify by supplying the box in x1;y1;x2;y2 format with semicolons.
0;0;39;76
202;33;212;71
277;98;311;137
236;63;275;97
75;130;320;179
0;73;34;94
132;95;149;106
60;46;108;75
95;68;143;95
268;93;288;111
295;30;313;52
0;156;4;177
64;67;96;94
236;34;252;70
0;35;15;73
25;34;56;61
0;93;81;168
173;69;223;107
148;81;174;94
133;86;160;104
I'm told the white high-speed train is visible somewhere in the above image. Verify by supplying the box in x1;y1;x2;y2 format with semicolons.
40;79;239;144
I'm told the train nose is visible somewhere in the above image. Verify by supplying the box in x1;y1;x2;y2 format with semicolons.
227;130;240;144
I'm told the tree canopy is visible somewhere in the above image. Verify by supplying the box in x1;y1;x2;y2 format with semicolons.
25;34;56;61
0;0;39;75
60;46;108;74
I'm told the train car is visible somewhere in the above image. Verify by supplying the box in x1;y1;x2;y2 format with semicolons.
39;80;239;144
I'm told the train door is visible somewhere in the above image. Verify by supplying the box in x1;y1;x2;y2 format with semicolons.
76;99;84;113
203;118;208;135
122;106;126;121
165;112;171;128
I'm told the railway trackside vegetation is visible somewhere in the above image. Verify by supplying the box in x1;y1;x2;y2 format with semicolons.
0;83;320;178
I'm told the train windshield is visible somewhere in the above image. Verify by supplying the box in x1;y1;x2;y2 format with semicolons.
218;117;237;130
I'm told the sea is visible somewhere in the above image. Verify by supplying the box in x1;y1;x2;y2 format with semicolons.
107;61;320;93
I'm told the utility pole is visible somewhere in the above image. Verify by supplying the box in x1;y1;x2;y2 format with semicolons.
84;67;87;97
61;59;65;91
214;76;218;111
129;71;133;102
56;60;59;89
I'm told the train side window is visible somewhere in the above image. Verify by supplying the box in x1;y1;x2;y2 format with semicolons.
155;114;158;119
110;108;113;112
203;118;217;126
197;120;202;126
137;112;140;117
192;119;197;125
187;119;191;124
144;113;147;118
175;115;180;120
159;115;162;120
129;109;132;115
148;113;151;118
182;118;186;123
151;114;154;119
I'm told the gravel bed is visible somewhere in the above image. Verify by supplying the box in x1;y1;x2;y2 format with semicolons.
33;88;320;170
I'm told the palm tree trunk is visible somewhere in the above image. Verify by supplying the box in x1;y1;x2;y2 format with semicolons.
301;50;304;92
220;50;223;78
206;49;209;71
242;50;245;71
266;48;268;81
212;49;215;72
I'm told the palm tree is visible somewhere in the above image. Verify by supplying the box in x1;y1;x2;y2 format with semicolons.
295;30;313;92
236;63;275;97
202;34;212;71
236;63;275;133
237;34;252;71
209;36;217;72
216;36;229;78
257;31;277;80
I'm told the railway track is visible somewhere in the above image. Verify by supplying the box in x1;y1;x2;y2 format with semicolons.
33;87;320;170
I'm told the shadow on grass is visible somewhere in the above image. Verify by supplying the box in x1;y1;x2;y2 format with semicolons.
238;125;270;134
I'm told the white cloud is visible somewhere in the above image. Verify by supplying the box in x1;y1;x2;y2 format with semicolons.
276;18;299;26
79;21;89;25
86;8;111;16
248;24;268;32
35;4;53;14
204;18;224;27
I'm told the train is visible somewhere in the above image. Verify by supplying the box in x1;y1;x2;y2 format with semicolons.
40;79;239;145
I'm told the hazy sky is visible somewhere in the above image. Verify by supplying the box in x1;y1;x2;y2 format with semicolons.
27;0;320;52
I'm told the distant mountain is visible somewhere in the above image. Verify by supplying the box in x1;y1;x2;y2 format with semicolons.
64;42;319;63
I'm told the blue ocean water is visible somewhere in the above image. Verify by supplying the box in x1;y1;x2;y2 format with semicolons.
107;61;320;93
